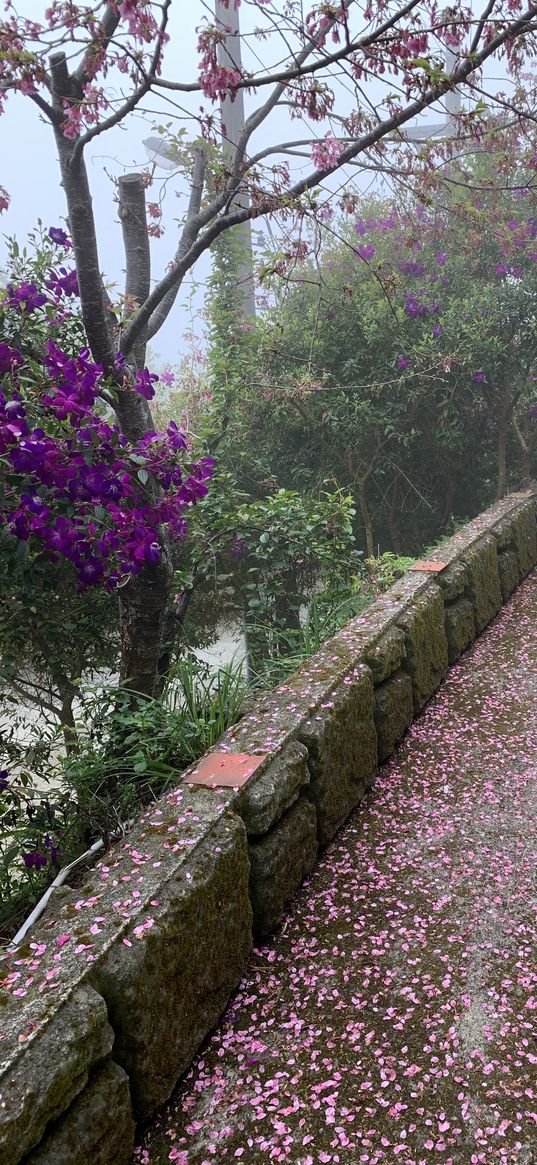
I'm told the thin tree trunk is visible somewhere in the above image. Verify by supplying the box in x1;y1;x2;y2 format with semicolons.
497;397;514;500
357;479;376;557
441;475;454;527
387;477;402;554
59;687;77;754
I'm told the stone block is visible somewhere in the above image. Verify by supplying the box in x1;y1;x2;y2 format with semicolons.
511;499;537;577
22;1061;134;1165
90;812;252;1121
298;666;377;845
491;514;516;552
497;547;520;601
233;740;310;837
0;986;113;1165
437;560;468;602
248;798;318;938
444;597;476;664
364;625;406;684
374;670;414;763
461;534;502;633
396;584;448;713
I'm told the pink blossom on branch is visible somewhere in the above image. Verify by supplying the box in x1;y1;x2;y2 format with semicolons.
311;132;344;171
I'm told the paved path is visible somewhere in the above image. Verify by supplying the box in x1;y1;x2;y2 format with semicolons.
134;574;537;1165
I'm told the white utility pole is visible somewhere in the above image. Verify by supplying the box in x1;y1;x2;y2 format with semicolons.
215;0;256;318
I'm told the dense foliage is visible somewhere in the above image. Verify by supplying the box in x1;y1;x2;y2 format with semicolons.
225;164;537;555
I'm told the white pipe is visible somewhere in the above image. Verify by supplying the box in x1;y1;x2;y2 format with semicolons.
2;837;105;955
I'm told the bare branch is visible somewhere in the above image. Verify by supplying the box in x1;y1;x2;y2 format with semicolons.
151;0;424;95
144;148;207;342
73;4;122;87
29;89;59;123
70;0;171;166
469;0;499;55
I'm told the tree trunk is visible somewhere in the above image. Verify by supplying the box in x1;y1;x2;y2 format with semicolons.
119;549;173;696
441;475;454;528
59;687;77;754
387;478;402;554
357;479;376;558
497;397;514;500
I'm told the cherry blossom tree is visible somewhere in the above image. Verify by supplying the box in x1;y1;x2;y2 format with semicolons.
2;0;537;694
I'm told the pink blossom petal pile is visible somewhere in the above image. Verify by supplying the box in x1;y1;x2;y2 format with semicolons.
134;573;537;1165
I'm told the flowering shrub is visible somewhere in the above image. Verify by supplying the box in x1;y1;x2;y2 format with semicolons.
0;231;214;591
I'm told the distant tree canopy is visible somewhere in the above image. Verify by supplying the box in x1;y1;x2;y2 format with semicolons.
216;151;537;556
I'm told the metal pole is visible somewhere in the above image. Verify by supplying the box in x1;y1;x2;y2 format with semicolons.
215;0;256;318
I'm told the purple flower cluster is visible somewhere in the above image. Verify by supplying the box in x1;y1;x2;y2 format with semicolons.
0;333;214;588
46;268;79;299
22;836;61;870
403;292;439;319
4;281;48;313
48;226;72;248
398;259;426;278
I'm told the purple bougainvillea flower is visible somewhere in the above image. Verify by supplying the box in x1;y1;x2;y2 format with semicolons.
437;252;447;265
23;850;48;871
0;770;9;792
397;356;410;369
134;368;159;400
404;294;428;319
4;282;48;312
495;263;509;277
432;323;443;338
44;834;62;867
473;371;487;382
0;343;23;373
48;226;72;248
355;243;376;261
398;259;425;278
46;268;79;298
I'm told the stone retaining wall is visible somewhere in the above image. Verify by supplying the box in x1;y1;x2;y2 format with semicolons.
1;492;536;1165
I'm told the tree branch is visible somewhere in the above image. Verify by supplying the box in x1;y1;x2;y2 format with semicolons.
151;0;424;95
70;0;171;167
49;51;116;370
29;89;60;124
73;4;122;87
144;148;207;343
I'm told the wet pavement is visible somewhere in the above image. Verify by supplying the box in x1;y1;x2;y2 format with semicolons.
133;574;537;1165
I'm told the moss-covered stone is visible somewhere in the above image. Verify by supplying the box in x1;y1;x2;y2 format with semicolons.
444;597;476;664
491;514;516;552
461;534;502;633
437;560;468;602
21;1061;134;1165
364;626;406;684
298;666;377;845
396;584;448;713
248;798;318;938
0;986;113;1165
233;741;309;837
510;499;537;577
497;547;520;601
90;812;252;1121
374;670;414;763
